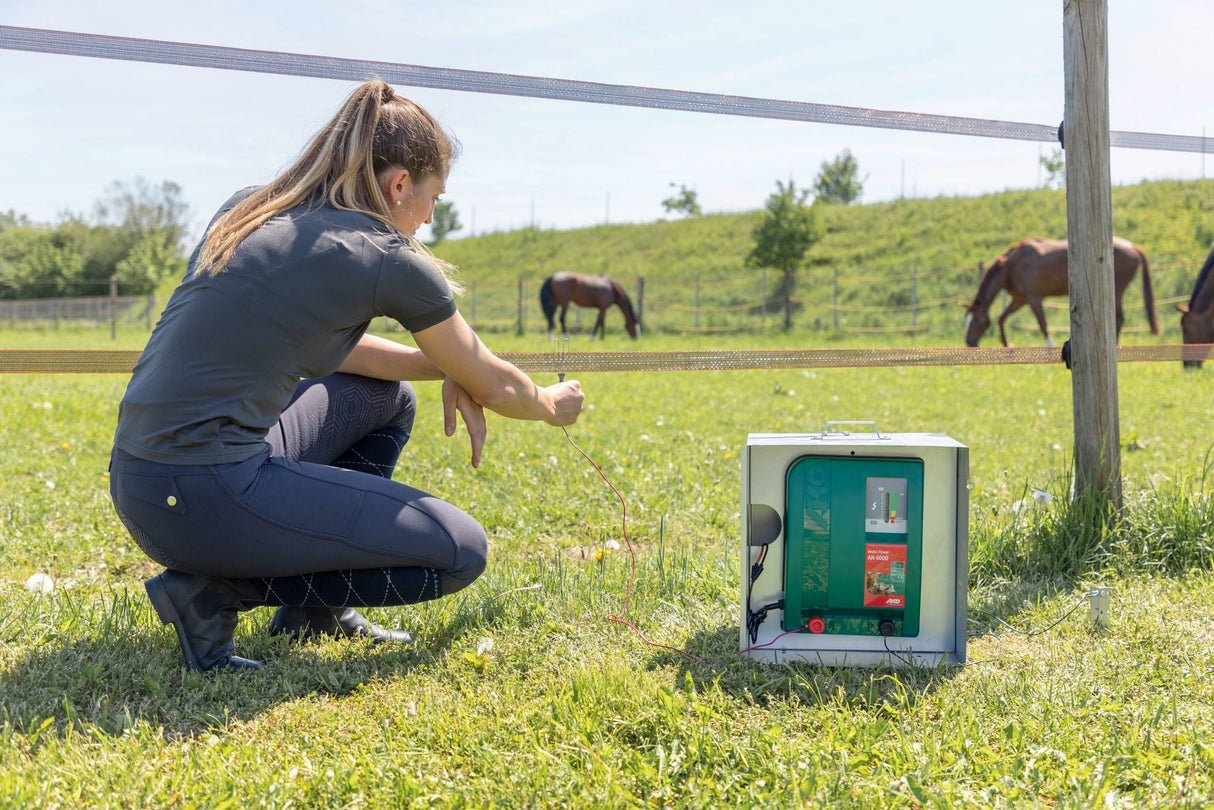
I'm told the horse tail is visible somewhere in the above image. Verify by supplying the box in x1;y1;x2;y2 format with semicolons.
539;277;556;328
1137;245;1160;334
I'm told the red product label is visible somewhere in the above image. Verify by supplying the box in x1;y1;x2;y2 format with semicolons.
863;543;907;608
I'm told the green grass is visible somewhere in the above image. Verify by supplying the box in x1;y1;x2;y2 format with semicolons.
3;325;1214;806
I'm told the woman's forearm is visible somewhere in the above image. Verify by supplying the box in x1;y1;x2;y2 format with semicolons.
338;334;445;381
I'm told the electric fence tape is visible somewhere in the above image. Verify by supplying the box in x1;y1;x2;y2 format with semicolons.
2;26;1212;155
4;345;1211;374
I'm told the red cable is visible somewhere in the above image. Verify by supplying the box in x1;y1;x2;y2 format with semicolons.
561;427;707;664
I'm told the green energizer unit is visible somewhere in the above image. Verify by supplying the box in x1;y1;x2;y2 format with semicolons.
782;456;924;637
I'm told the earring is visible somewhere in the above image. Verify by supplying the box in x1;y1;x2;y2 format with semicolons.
395;200;402;207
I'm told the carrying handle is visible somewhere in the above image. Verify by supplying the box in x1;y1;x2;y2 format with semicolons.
814;420;890;440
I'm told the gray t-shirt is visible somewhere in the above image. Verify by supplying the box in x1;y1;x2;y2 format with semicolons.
114;190;457;464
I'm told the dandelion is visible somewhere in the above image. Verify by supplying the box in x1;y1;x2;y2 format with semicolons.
25;573;54;594
44;480;55;491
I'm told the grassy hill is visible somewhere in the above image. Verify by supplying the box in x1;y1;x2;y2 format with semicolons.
429;180;1214;339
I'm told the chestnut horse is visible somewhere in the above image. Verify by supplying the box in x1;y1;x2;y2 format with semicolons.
540;272;640;340
1177;244;1214;367
963;236;1159;347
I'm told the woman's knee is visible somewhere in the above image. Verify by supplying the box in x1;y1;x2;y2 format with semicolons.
440;520;488;595
386;380;416;434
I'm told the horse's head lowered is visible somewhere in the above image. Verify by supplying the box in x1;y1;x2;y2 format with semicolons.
1178;303;1213;368
963;302;990;347
962;260;991;346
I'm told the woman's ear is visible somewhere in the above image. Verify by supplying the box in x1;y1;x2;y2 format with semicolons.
380;168;412;206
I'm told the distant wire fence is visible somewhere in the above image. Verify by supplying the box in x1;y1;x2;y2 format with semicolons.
0;279;157;335
7;258;1195;340
399;258;1196;339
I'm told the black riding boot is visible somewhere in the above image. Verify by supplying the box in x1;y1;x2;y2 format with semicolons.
145;570;266;672
268;606;413;644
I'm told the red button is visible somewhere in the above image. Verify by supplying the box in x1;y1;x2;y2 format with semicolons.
808;617;826;634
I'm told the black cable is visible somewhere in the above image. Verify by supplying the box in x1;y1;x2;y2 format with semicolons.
745;544;773;644
968;594;1089;639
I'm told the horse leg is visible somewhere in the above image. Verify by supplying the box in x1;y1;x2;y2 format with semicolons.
1115;300;1125;338
591;308;607;341
997;300;1026;347
559;304;570;337
1026;300;1053;347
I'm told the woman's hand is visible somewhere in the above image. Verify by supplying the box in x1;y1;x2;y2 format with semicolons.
442;376;487;467
545;380;585;427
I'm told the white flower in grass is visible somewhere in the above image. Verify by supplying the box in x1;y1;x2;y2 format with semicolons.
44;480;55;490
25;573;54;594
1031;488;1052;505
476;636;494;657
605;540;621;551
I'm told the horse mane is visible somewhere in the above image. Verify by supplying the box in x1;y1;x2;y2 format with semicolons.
972;255;1010;306
1189;244;1214;311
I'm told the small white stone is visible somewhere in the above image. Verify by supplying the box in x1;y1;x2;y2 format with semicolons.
25;573;54;594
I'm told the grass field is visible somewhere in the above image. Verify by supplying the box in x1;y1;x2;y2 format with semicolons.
3;326;1214;807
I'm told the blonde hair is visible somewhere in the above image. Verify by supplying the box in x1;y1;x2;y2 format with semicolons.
197;80;461;291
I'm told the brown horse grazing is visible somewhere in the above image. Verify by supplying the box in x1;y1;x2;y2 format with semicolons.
1176;244;1214;368
963;236;1159;347
540;272;640;340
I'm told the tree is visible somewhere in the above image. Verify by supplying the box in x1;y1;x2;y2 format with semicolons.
0;226;83;299
1040;148;1065;190
812;149;865;205
746;179;822;329
114;233;186;294
93;177;192;251
428;201;462;244
662;183;702;217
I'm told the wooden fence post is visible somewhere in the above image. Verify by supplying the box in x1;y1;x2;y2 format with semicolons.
110;276;118;340
636;277;645;332
1064;0;1121;508
516;279;525;336
761;270;767;328
694;275;701;330
832;267;839;329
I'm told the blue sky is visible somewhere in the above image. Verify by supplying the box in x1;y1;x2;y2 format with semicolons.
1;1;1211;243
